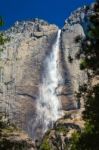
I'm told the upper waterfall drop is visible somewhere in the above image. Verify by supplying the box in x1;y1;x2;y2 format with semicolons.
34;29;63;137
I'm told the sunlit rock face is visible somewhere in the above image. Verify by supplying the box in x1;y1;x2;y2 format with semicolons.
38;6;93;149
0;5;91;140
0;19;58;138
32;30;64;139
0;18;75;139
61;6;88;102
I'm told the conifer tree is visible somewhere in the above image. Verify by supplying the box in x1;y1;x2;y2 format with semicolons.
71;1;99;149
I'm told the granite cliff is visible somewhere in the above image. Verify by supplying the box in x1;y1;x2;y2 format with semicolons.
0;4;94;149
0;19;58;138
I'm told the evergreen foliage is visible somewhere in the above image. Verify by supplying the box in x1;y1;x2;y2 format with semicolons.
71;1;99;149
0;16;4;26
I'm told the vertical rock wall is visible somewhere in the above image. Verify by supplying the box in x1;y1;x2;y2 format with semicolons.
0;19;58;137
61;8;88;108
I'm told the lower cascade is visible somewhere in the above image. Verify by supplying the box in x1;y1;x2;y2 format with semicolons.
33;29;63;138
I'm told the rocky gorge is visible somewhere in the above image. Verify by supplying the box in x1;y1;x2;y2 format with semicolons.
0;3;97;150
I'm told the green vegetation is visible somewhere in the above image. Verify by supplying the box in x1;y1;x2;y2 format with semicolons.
53;133;62;149
74;35;83;43
55;124;68;134
40;139;51;150
0;17;27;150
39;130;51;150
71;1;99;149
0;138;30;150
71;84;99;150
0;16;4;26
80;3;99;73
0;18;10;60
0;113;34;150
39;125;66;150
80;59;87;70
0;33;10;45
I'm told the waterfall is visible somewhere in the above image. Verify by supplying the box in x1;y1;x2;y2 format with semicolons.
32;30;63;138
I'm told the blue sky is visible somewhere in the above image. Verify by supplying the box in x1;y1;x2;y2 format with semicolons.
0;0;94;30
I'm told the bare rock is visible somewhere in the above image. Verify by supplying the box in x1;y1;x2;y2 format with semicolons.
0;19;58;138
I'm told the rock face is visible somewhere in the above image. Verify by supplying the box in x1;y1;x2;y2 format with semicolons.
0;19;58;138
0;5;91;142
39;109;84;150
61;6;88;108
39;5;97;150
39;6;94;150
0;114;36;150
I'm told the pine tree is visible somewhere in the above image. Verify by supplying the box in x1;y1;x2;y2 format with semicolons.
71;1;99;149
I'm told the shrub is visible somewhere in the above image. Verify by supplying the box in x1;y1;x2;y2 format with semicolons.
80;60;87;70
55;125;68;133
0;17;4;26
68;55;73;63
40;139;51;150
74;35;82;43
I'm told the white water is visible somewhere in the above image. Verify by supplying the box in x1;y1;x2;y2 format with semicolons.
34;30;63;136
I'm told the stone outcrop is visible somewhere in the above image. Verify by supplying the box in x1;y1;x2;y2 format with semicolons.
0;114;35;150
61;7;89;109
0;19;58;138
0;4;93;145
40;6;96;150
39;109;84;150
41;4;99;150
38;6;94;149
